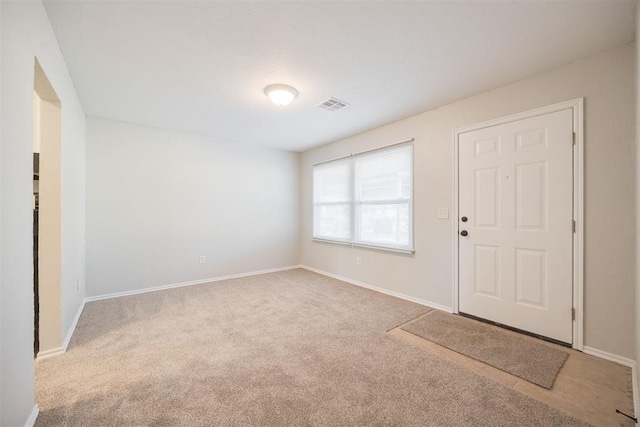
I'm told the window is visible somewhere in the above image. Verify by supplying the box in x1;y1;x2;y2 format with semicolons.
313;143;413;252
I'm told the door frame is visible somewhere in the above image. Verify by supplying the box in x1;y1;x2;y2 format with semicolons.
452;98;584;350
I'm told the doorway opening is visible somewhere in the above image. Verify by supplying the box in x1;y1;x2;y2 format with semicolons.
33;59;63;357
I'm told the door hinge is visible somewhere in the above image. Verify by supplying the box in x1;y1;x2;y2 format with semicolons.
572;220;576;233
572;132;576;146
571;307;576;321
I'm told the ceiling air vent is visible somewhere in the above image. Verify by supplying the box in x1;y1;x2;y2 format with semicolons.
318;97;349;112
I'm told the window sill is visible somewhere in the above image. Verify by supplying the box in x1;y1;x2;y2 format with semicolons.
312;238;351;246
312;238;414;254
352;243;414;254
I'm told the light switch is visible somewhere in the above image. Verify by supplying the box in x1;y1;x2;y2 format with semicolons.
437;207;449;220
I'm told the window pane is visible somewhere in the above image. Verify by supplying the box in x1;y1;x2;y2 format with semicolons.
355;145;412;202
313;204;351;241
313;157;352;242
313;157;352;203
356;203;410;248
354;144;413;250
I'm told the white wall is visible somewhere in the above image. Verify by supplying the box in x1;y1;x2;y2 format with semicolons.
301;43;636;359
85;117;300;297
1;1;86;425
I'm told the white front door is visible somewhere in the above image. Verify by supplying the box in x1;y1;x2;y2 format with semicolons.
458;108;574;343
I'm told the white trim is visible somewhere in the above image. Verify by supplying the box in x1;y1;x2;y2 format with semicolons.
633;364;639;418
572;98;585;351
301;265;454;313
452;116;461;313
36;299;87;359
311;239;415;254
454;98;583;134
312;238;351;246
452;98;585;350
351;243;414;254
583;346;636;368
25;404;39;427
62;299;86;352
84;265;302;303
36;346;64;359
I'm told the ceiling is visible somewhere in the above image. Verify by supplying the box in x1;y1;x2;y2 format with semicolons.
43;1;635;152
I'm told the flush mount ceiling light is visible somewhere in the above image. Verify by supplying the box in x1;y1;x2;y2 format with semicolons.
264;84;298;107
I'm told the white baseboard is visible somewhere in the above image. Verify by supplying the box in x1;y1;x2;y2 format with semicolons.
63;299;86;352
84;265;303;303
25;404;39;427
36;346;64;359
583;346;636;368
36;299;87;360
301;265;454;314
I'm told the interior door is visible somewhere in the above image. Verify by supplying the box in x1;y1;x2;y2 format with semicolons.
458;108;574;344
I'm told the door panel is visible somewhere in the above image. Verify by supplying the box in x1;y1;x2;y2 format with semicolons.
515;248;547;308
515;161;546;230
474;245;500;298
474;167;500;228
458;109;573;343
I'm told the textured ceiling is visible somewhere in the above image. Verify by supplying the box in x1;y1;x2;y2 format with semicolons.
43;1;635;151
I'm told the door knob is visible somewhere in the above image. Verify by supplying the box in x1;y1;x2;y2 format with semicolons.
460;230;468;237
461;216;468;222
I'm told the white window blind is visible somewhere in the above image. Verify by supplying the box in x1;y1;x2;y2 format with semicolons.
313;157;352;242
354;145;413;251
312;143;413;252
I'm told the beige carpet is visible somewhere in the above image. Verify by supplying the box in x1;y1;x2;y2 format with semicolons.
36;269;586;426
402;310;569;389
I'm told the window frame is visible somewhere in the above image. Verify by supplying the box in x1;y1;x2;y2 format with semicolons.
312;141;414;254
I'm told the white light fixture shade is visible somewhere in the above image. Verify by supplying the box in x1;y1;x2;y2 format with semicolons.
264;84;298;106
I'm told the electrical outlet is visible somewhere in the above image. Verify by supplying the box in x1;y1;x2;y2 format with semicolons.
199;256;206;264
356;257;362;266
437;207;449;220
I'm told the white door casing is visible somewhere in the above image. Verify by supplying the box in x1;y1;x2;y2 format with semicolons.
457;108;575;344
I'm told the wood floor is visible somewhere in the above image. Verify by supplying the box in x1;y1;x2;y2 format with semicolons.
390;312;634;427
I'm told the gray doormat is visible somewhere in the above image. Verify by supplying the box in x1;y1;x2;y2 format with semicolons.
402;310;569;389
